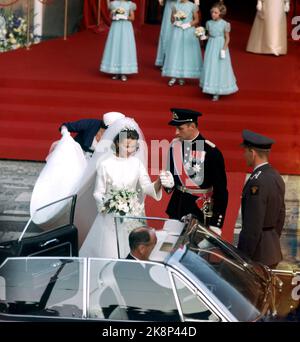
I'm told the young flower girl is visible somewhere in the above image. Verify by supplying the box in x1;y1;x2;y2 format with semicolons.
200;1;238;100
162;0;202;86
155;0;200;67
100;0;138;81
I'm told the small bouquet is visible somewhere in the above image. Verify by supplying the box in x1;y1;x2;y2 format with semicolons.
100;189;143;216
174;10;187;21
195;26;207;40
115;7;126;15
112;7;127;21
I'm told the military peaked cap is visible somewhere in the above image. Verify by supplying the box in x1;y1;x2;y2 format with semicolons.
241;129;275;151
168;108;202;126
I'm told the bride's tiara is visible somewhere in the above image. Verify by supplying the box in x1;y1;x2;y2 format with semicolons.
120;125;137;132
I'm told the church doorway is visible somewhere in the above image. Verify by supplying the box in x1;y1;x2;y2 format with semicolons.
144;0;259;25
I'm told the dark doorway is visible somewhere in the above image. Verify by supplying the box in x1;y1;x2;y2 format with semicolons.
145;0;164;24
144;0;257;25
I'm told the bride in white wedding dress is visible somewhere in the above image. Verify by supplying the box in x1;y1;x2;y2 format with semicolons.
79;118;162;258
29;112;126;244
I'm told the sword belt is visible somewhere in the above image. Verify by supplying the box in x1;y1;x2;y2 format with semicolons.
176;186;213;195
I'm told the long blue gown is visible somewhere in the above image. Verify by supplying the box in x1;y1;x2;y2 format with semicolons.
162;2;202;79
100;1;138;75
155;0;178;67
200;19;238;95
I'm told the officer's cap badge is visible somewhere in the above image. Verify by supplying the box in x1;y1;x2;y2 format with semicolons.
173;112;179;119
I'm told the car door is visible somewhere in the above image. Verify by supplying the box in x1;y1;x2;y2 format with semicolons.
87;259;182;321
0;196;78;264
0;257;83;321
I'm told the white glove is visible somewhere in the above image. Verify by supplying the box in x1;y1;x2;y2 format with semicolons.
284;1;290;13
60;125;69;136
114;14;128;21
256;0;263;11
159;171;175;189
220;49;226;59
181;23;191;30
209;226;222;236
174;21;183;28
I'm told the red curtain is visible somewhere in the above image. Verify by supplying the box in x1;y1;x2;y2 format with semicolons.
82;0;145;30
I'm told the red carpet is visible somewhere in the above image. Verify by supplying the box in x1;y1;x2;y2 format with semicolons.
0;22;299;174
0;20;299;239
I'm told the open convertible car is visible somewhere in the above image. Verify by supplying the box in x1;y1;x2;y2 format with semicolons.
0;204;299;322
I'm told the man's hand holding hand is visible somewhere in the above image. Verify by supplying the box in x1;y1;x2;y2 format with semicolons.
160;171;175;189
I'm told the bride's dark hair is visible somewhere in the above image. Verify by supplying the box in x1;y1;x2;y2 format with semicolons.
113;128;139;153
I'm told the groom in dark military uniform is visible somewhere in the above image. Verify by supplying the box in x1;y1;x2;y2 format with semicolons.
238;130;285;268
160;108;228;233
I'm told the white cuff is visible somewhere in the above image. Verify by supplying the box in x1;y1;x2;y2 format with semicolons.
256;0;263;11
284;2;290;12
61;126;69;136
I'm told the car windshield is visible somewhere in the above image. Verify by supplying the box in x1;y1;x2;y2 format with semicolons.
179;233;267;321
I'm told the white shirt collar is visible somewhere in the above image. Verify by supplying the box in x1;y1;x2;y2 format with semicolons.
129;253;138;260
129;253;146;268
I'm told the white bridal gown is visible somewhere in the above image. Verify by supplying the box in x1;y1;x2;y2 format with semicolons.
79;154;162;259
30;132;87;225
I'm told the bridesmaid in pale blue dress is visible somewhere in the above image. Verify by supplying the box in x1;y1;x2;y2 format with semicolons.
200;2;238;101
100;0;137;82
162;0;202;86
155;0;178;67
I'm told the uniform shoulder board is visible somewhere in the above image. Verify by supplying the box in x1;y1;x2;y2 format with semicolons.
205;139;216;148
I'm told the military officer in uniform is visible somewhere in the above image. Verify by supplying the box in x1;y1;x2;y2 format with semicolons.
160;108;228;233
238;129;285;268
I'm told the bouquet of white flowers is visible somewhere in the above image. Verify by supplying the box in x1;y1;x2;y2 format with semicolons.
114;7;126;15
100;189;143;216
174;10;187;21
112;7;127;21
195;26;207;40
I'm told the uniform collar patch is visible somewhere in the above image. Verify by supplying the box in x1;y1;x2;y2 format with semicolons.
250;186;259;195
